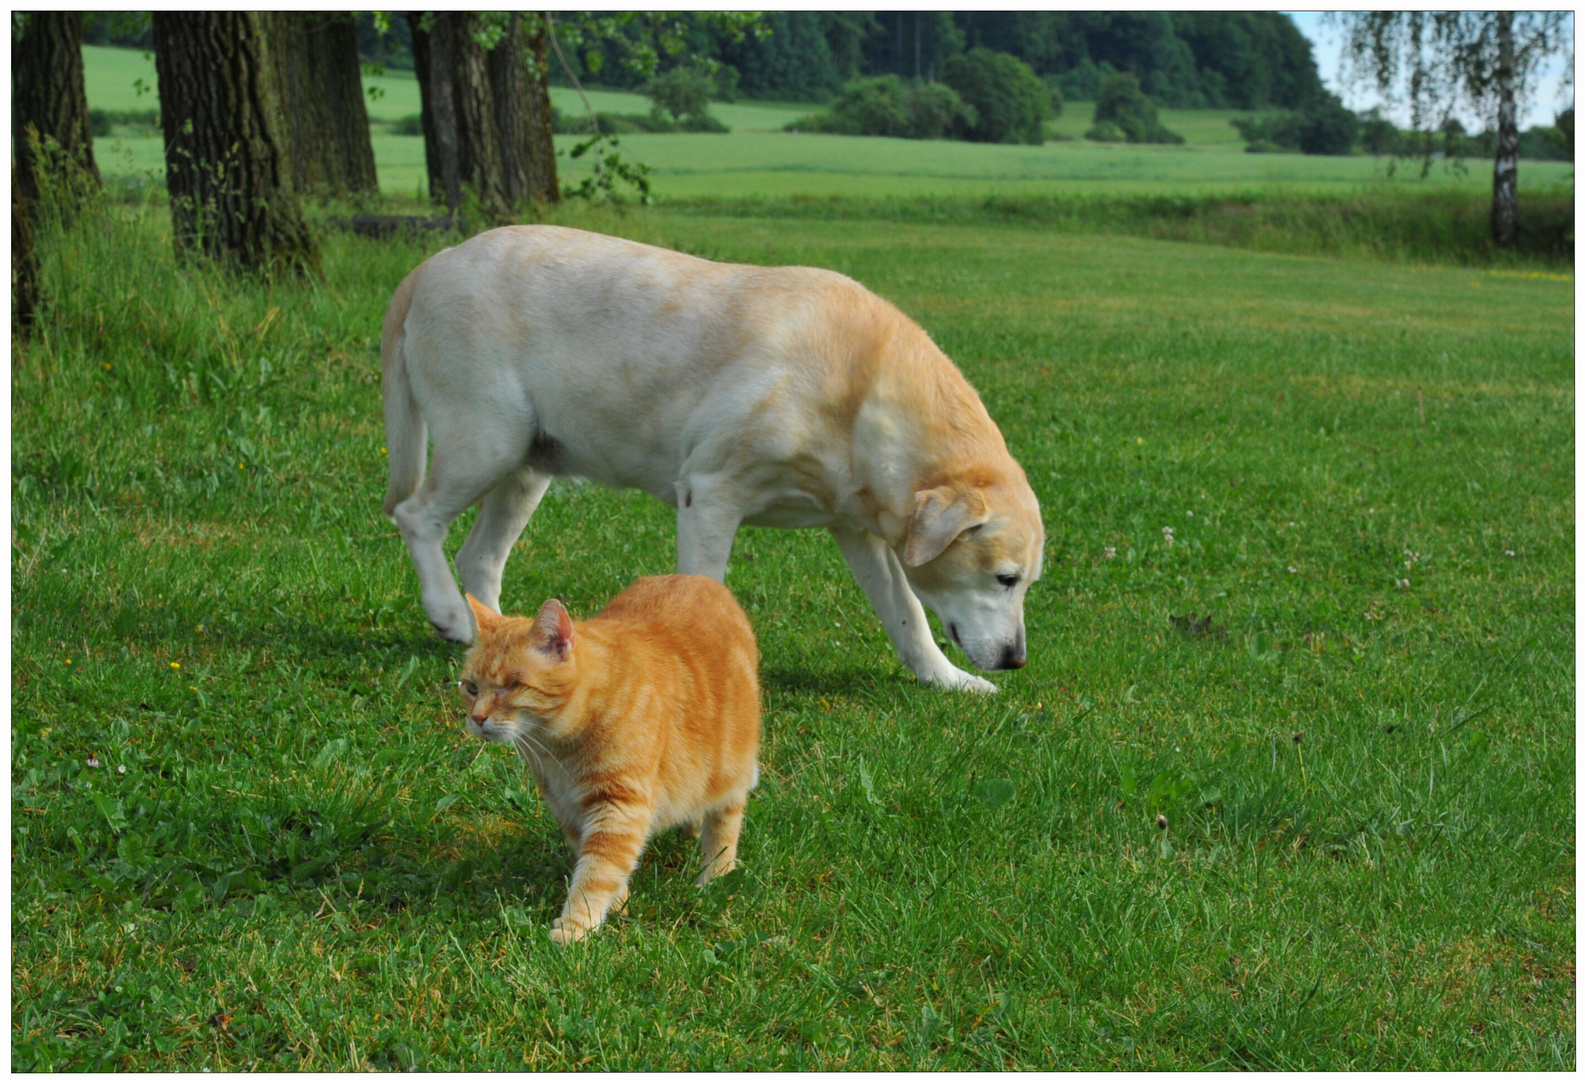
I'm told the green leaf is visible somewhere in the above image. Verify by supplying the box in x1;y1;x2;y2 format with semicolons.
973;778;1017;809
313;738;346;768
93;793;127;832
434;793;461;814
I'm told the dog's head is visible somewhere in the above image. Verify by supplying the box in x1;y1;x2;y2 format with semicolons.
898;476;1043;672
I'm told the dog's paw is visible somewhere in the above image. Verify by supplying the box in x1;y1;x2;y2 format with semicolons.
925;667;999;694
549;918;589;946
425;603;474;644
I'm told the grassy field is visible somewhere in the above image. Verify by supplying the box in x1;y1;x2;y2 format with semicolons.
81;44;1575;203
11;169;1575;1068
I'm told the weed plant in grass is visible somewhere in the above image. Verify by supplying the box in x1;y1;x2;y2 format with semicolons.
12;189;1574;1069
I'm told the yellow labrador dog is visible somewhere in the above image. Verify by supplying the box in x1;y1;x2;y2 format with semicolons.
381;226;1042;692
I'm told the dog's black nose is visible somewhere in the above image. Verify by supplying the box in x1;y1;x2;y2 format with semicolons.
999;644;1027;670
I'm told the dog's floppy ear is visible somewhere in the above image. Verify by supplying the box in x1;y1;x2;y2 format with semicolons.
465;594;500;631
903;486;990;567
533;598;574;661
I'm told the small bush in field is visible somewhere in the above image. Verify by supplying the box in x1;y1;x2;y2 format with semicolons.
1089;72;1182;145
942;48;1050;145
788;76;974;141
644;64;721;130
1231;93;1357;156
392;114;423;137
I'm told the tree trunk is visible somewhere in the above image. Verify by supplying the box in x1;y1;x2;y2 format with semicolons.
12;11;100;203
489;13;559;207
406;14;444;205
409;11;558;214
151;12;320;276
12;166;40;337
1490;11;1519;248
452;13;508;220
265;14;379;198
412;13;463;211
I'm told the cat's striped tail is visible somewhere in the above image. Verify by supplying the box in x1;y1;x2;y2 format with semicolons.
381;266;426;521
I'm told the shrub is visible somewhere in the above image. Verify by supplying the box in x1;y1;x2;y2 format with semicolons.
1232;93;1357;156
644;64;724;130
1085;120;1125;143
1296;92;1359;156
942;48;1050;145
1358;108;1399;156
1090;73;1182;144
392;113;423;137
1231;113;1301;152
906;82;977;140
788;76;974;141
823;75;910;137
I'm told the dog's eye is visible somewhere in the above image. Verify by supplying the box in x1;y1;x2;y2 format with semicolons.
996;574;1020;588
460;680;479;697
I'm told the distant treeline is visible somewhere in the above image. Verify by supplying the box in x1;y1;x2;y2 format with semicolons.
556;11;1324;110
333;11;1323;110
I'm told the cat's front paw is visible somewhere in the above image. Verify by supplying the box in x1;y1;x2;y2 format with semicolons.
549;917;589;946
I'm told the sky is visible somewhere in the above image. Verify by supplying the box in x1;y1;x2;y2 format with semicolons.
1284;11;1575;129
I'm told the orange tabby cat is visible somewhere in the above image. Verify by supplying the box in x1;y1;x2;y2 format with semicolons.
459;575;760;944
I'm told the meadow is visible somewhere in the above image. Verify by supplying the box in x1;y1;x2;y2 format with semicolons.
11;120;1575;1071
83;44;1574;203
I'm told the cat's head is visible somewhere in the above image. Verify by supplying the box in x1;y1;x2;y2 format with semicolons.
458;594;578;745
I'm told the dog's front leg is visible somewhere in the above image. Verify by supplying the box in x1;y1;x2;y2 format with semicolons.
830;525;997;694
674;473;743;582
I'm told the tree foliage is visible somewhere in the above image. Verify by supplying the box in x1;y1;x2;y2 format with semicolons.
529;12;1326;111
1334;11;1573;246
941;48;1050;144
791;75;974;140
1087;72;1182;145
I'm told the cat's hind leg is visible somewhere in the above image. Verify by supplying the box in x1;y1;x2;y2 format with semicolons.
456;466;551;614
696;797;746;887
551;800;651;945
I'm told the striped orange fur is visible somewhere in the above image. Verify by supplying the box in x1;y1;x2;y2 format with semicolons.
459;575;761;944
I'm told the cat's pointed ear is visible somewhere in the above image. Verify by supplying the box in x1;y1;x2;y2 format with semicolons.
533;598;574;661
466;594;501;631
902;485;990;567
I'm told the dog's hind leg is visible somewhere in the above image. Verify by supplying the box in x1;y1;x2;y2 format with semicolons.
674;472;743;582
456;467;551;614
392;438;522;643
830;525;997;694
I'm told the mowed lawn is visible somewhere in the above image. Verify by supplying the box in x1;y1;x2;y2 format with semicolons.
11;191;1574;1069
82;44;1574;201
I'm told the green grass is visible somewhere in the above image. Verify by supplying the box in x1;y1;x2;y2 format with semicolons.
11;176;1575;1069
82;44;1574;206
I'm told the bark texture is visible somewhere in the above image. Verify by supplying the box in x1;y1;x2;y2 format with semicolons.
265;14;378;198
12;11;100;202
408;11;558;213
490;14;559;208
13;166;40;336
1490;11;1519;248
152;12;320;275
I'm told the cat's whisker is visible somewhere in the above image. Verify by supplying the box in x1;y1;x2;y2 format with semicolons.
514;730;575;783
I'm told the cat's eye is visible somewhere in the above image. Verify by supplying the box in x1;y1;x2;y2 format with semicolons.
996;573;1020;588
459;680;479;697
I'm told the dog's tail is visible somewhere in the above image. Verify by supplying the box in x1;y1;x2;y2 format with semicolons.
381;266;426;521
